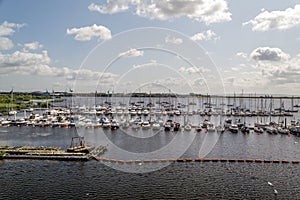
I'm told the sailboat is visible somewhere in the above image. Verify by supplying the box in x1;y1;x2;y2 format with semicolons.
8;88;17;116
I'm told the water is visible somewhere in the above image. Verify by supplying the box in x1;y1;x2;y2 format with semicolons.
1;125;300;199
1;96;300;199
1;160;299;199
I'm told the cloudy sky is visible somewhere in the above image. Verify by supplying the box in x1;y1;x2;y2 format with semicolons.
0;0;300;95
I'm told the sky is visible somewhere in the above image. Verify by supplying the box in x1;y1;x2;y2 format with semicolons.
0;0;300;95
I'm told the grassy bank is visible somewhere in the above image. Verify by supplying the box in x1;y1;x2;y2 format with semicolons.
0;94;63;113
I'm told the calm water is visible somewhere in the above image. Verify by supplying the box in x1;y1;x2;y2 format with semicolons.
1;125;300;199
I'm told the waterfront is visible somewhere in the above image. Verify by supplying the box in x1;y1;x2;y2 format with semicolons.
1;96;300;199
0;124;300;199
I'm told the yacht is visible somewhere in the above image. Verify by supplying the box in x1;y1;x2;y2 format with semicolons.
141;121;151;129
207;123;215;132
110;119;119;130
184;124;192;131
152;121;161;130
229;124;239;133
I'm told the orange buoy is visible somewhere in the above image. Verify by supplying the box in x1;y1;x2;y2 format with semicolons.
228;158;236;162
237;159;244;163
212;158;219;162
110;159;117;162
220;158;227;162
255;159;262;163
118;160;124;164
177;158;184;162
245;159;253;163
169;158;176;162
292;160;299;164
125;160;133;164
152;159;159;163
203;158;211;162
185;158;192;162
160;159;167;162
135;160;142;164
143;160;151;163
282;160;289;164
273;160;280;163
264;160;271;163
94;157;101;161
102;157;109;161
195;158;201;162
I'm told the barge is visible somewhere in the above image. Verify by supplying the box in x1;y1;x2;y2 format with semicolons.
0;137;106;161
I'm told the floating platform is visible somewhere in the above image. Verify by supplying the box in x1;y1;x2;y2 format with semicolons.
0;138;107;161
3;154;89;161
1;146;89;161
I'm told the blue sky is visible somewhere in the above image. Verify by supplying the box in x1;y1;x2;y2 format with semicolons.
0;0;300;95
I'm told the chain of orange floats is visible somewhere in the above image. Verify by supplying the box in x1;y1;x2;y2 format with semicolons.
94;157;300;164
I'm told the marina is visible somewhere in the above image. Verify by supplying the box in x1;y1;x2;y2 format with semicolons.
1;95;300;137
1;122;300;199
2;0;300;198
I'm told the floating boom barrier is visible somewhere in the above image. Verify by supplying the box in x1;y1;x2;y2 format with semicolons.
95;157;300;164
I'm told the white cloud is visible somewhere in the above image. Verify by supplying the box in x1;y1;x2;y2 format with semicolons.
243;4;300;31
88;0;130;14
231;67;240;71
132;60;159;69
250;47;290;62
74;69;118;81
0;21;26;51
236;52;248;59
193;78;206;86
190;30;220;41
0;50;51;68
244;47;300;87
119;48;144;57
223;77;234;87
258;54;300;85
0;21;26;36
66;24;112;41
178;66;206;74
89;0;231;25
165;35;183;44
0;37;13;50
23;41;43;52
0;50;117;82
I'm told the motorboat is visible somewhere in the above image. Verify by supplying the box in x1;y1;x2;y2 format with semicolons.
110;119;119;130
184;124;192;131
229;124;239;133
152;121;161;130
141;121;151;129
173;122;180;132
164;119;173;132
207;123;215;132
